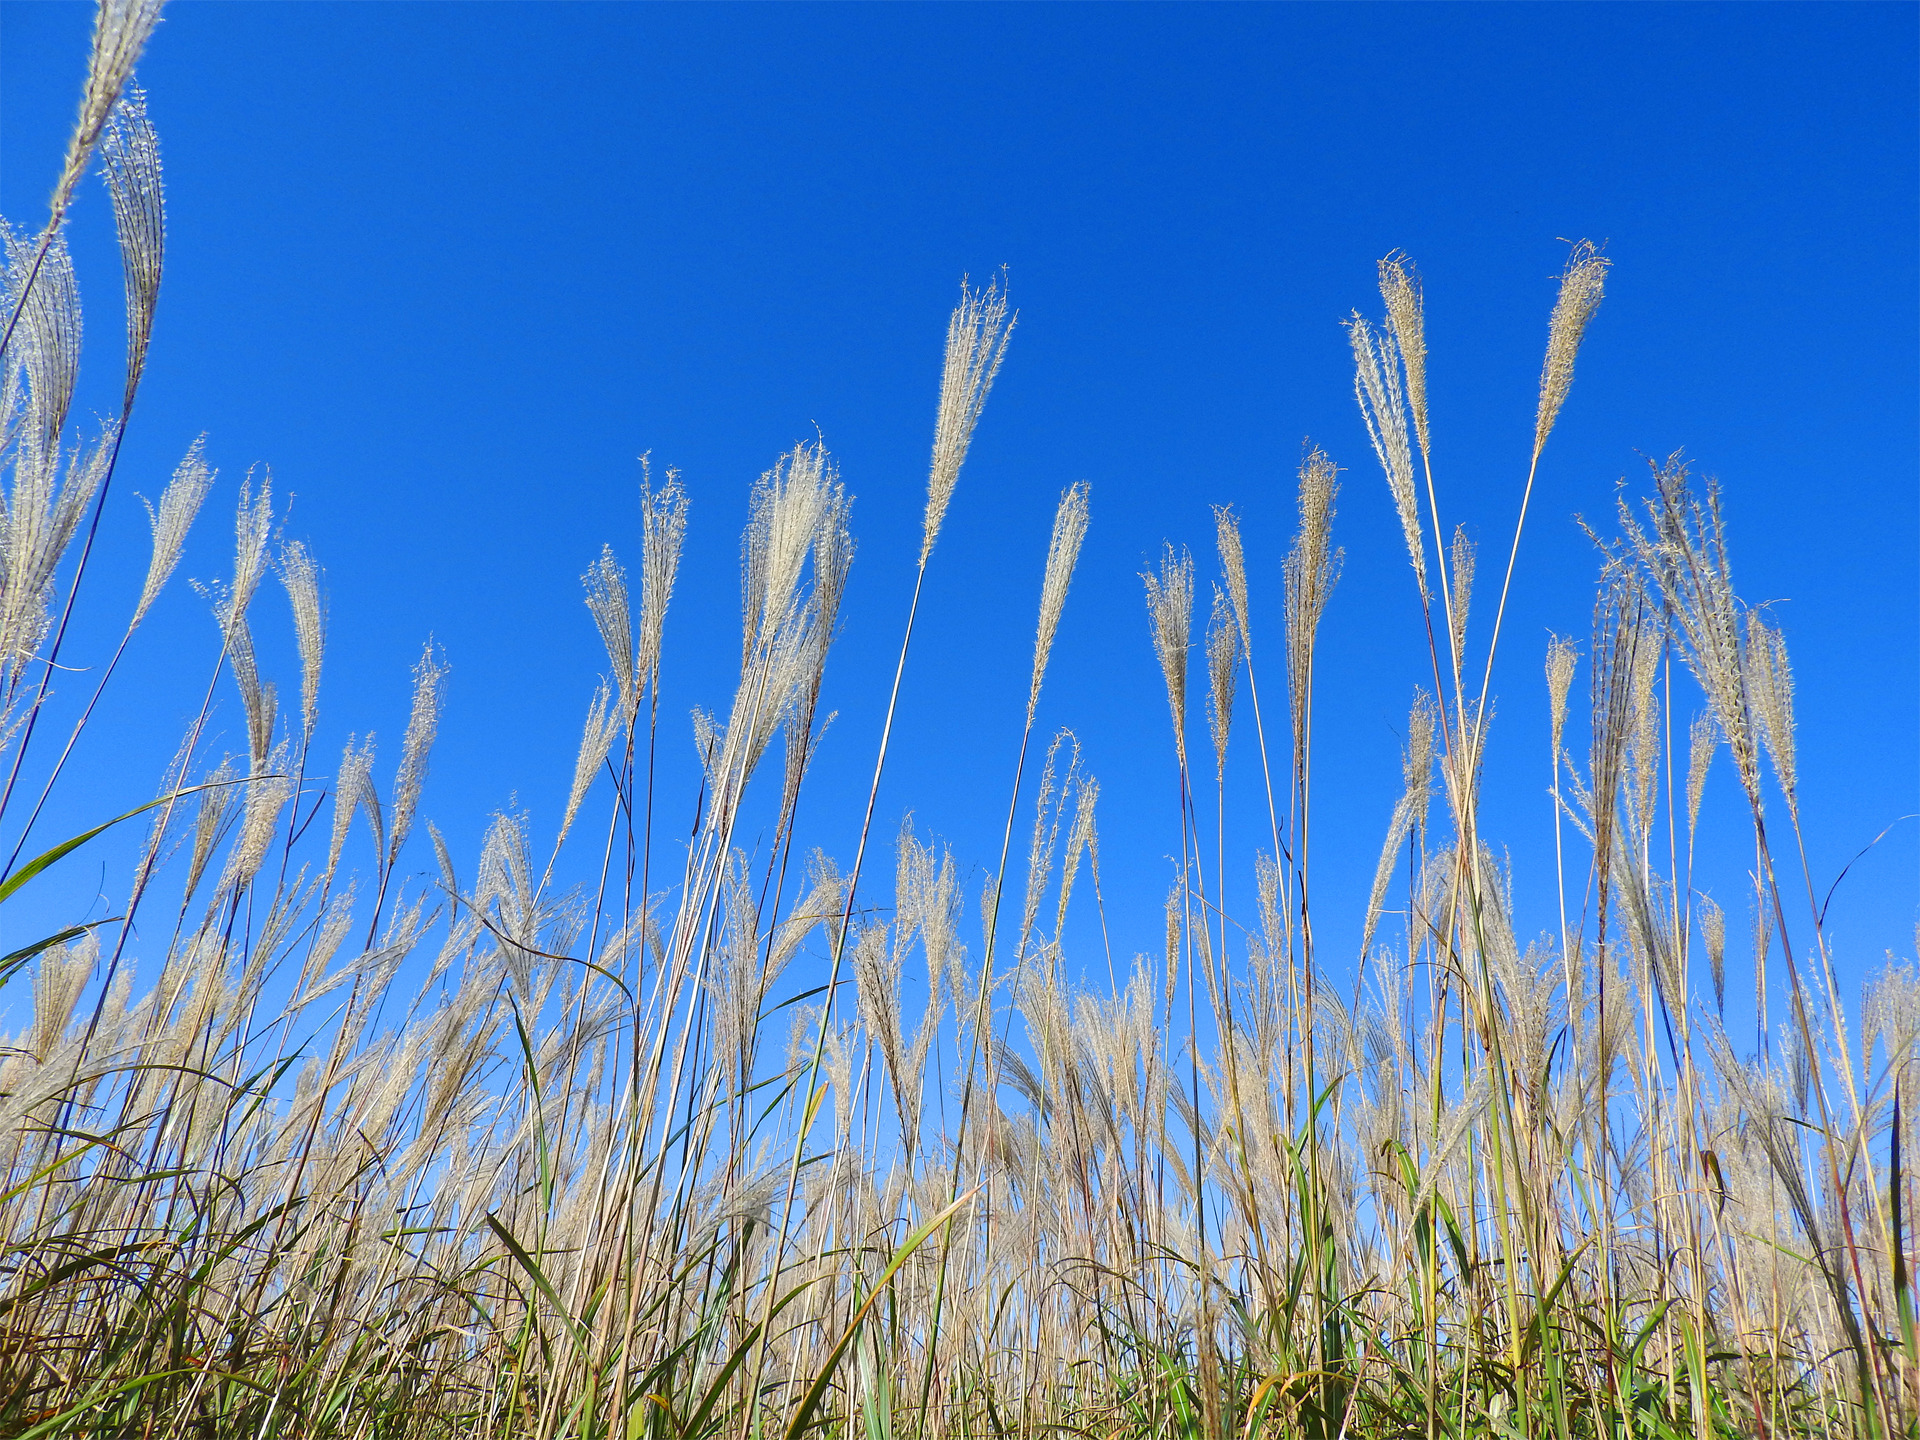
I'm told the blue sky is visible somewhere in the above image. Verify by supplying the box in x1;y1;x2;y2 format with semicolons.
1;2;1914;1033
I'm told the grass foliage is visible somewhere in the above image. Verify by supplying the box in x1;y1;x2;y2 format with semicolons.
0;7;1914;1437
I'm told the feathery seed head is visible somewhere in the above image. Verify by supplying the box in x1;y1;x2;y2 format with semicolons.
3;224;82;467
1284;445;1342;756
1546;634;1578;760
133;436;211;627
1619;455;1762;809
1700;891;1727;1017
1686;710;1716;840
1405;690;1437;834
278;539;325;742
99;84;164;402
1447;524;1474;668
557;680;617;852
1533;239;1608;459
51;0;164;226
184;756;239;901
387;645;447;869
921;272;1013;565
583;546;635;717
1377;250;1430;461
1347;313;1426;598
1142;543;1193;770
29;933;96;1062
1745;611;1797;805
216;765;291;898
330;734;376;876
1212;505;1251;651
638;460;687;700
1029;480;1090;723
1206;584;1238;782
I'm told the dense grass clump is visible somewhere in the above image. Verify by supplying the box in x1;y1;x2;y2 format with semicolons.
0;7;1913;1437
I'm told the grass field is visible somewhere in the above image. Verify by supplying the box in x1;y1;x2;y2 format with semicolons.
0;5;1913;1436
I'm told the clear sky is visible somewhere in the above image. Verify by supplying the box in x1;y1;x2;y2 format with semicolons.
1;2;1914;1032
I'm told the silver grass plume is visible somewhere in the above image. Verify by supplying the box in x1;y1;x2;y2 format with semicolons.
1617;456;1762;810
132;436;210;627
637;462;688;707
1017;734;1077;965
1623;600;1664;843
1377;250;1430;463
1347;313;1426;598
1283;445;1342;760
921;273;1013;565
1028;481;1090;724
0;433;107;682
556;680;617;853
183;757;239;903
1055;774;1098;942
48;0;165;230
1213;505;1251;651
1686;710;1715;841
29;933;96;1063
386;646;447;871
195;474;275;771
1745;611;1797;809
330;734;376;875
1360;693;1436;963
1447;525;1474;670
1532;240;1608;461
0;235;102;679
278;540;325;743
1142;543;1194;770
99;85;163;403
582;547;634;718
4;224;82;460
1546;635;1578;761
1700;891;1727;1016
729;442;848;788
215;759;291;899
1205;584;1238;782
743;441;837;664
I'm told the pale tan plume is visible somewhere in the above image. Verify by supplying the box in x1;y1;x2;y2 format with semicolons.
921;273;1013;565
48;0;166;233
386;645;448;870
1347;314;1426;598
1447;524;1474;671
1532;239;1608;461
132;436;212;628
99;85;164;403
1377;250;1430;463
278;540;325;743
1205;584;1238;782
1142;543;1194;771
1686;710;1716;841
1546;635;1578;761
1283;445;1342;759
1028;481;1090;723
